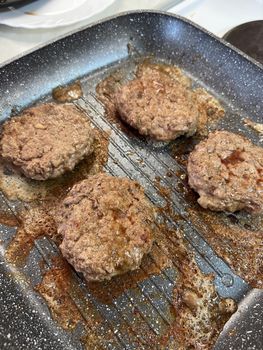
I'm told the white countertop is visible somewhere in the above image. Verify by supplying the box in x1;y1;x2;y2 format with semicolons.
169;0;263;37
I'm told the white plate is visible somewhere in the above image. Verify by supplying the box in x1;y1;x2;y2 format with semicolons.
0;0;115;29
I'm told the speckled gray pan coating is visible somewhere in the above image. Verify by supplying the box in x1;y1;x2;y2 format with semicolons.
0;11;262;350
214;289;263;350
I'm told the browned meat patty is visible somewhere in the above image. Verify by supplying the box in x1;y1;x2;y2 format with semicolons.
0;103;94;180
115;68;199;141
187;131;263;213
56;173;155;281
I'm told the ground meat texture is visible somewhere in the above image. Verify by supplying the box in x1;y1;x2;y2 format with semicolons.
0;103;94;180
115;69;199;141
187;131;263;213
56;174;155;281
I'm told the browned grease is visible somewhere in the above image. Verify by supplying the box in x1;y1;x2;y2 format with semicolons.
145;179;237;349
193;87;225;137
188;207;263;288
5;207;59;267
170;137;198;168
36;257;121;350
52;81;83;103
0;207;18;227
35;257;83;330
154;176;183;221
37;254;164;349
162;232;237;349
154;228;237;350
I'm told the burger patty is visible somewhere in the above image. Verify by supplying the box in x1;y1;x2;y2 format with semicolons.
0;103;94;180
187;131;263;213
56;173;155;281
115;67;199;141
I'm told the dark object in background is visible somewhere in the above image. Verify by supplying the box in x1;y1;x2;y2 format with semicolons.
0;0;36;8
223;20;263;65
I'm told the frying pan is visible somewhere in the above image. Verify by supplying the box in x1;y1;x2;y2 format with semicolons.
0;10;262;350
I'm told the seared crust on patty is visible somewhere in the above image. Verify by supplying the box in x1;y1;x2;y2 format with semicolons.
115;68;199;141
0;103;94;180
187;131;263;213
56;173;155;281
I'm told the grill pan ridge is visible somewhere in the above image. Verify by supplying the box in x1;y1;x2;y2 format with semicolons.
0;11;262;350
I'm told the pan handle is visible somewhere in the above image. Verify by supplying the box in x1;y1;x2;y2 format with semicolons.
214;289;263;349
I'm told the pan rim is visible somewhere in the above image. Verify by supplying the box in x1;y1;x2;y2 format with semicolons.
0;10;263;72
